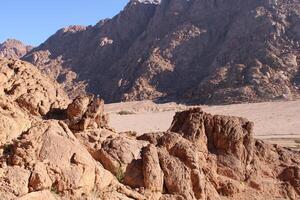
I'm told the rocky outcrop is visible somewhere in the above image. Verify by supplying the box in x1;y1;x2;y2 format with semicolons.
0;105;299;199
0;39;32;59
69;106;300;199
99;135;149;188
169;108;254;181
9;121;109;193
0;58;299;199
0;58;69;145
136;108;300;199
23;0;300;104
0;58;69;116
65;94;109;131
142;144;164;193
0;98;31;145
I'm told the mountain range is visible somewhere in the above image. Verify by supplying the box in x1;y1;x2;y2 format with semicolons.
0;1;300;199
1;0;299;104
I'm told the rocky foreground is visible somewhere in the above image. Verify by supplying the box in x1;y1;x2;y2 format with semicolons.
0;58;299;200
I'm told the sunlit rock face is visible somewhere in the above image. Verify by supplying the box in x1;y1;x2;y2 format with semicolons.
0;39;33;59
0;60;299;199
23;0;300;104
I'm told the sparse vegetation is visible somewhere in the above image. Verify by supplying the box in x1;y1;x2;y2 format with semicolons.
117;110;136;115
50;184;59;194
294;139;300;144
115;167;125;183
3;144;13;156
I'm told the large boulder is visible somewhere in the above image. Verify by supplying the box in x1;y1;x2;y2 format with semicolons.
65;94;109;131
98;135;149;188
0;98;31;145
142;144;164;193
2;120;115;199
169;107;254;181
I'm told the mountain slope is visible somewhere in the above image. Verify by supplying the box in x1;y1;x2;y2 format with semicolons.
0;39;33;59
24;0;300;103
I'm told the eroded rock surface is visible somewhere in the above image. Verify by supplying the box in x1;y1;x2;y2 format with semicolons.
65;94;109;131
0;60;299;199
0;58;69;116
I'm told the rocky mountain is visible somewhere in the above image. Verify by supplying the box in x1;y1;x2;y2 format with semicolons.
0;39;33;59
23;0;300;104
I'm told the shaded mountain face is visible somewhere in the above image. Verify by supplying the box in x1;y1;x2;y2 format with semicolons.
24;0;300;103
0;39;33;59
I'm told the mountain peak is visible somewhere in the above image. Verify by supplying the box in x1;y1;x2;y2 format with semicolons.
23;0;300;104
0;39;33;59
131;0;161;5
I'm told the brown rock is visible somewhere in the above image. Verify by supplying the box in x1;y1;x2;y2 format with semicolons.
170;108;254;181
99;135;148;188
142;144;164;192
158;147;196;200
279;166;300;195
66;94;108;131
16;190;57;200
74;128;117;160
0;58;69;116
29;162;52;191
0;39;32;59
66;94;92;121
9;120;115;196
0;98;31;145
3;166;31;196
159;194;185;200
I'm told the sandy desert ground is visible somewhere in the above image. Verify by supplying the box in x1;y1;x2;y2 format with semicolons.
105;100;300;150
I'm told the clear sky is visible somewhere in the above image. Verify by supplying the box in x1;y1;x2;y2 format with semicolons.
0;0;129;46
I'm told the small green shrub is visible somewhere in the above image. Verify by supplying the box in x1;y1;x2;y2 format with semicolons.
50;184;59;194
3;144;13;156
115;167;125;183
294;139;300;144
117;110;136;115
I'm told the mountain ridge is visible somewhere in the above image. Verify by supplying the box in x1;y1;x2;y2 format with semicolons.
0;39;33;59
23;0;300;104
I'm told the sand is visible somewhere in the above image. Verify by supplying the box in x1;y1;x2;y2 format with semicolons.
105;100;300;149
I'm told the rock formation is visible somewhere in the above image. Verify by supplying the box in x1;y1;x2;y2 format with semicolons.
0;39;32;59
23;0;300;104
0;58;300;199
0;58;69;145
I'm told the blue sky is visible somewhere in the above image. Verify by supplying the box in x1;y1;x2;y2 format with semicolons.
0;0;129;46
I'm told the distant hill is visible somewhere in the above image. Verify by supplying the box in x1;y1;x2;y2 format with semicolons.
0;39;33;59
23;0;300;104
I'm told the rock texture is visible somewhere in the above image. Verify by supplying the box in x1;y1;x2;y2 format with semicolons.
0;58;69;145
0;58;300;199
23;0;300;104
0;39;32;59
65;94;109;131
0;58;69;116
